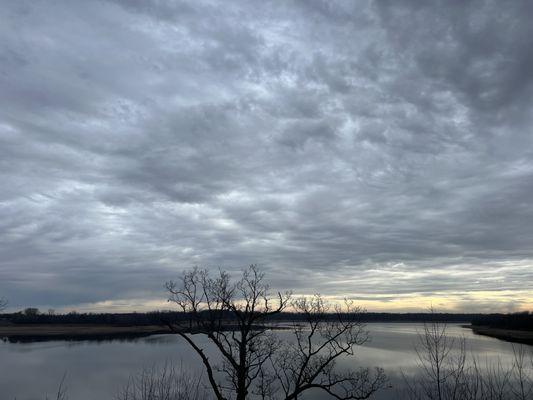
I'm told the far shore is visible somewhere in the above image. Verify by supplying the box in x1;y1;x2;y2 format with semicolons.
465;325;533;346
3;323;533;345
0;322;294;343
0;324;174;342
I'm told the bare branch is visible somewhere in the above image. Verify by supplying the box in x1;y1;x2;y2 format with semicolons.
0;297;7;312
166;266;384;400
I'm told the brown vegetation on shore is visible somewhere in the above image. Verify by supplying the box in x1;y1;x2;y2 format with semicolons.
0;324;173;342
469;325;533;345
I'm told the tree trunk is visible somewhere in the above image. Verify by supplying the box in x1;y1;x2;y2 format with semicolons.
237;330;248;400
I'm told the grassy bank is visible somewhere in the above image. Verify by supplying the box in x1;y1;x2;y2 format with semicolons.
468;325;533;346
0;324;172;342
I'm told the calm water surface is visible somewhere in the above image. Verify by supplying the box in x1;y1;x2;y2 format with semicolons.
0;323;524;400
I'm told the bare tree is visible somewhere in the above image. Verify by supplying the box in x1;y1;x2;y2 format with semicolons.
402;315;533;400
510;345;533;400
24;307;40;316
406;316;466;400
0;297;7;312
166;265;289;400
116;361;210;400
402;313;500;400
264;295;386;400
166;265;385;400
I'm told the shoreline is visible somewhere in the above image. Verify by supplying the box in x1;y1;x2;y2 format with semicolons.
465;325;533;346
0;322;293;343
0;324;173;343
4;323;533;345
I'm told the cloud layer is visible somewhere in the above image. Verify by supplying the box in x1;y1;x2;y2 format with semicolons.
1;0;533;312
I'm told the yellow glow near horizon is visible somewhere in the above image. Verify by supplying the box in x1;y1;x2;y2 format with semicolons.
316;290;533;313
50;290;533;314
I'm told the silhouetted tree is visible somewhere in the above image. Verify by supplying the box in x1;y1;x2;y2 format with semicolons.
402;311;533;400
0;297;6;311
402;314;468;400
116;361;210;400
166;265;385;400
24;307;40;316
262;295;386;400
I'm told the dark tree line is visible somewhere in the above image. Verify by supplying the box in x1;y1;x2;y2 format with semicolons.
472;312;533;331
2;308;483;326
2;310;191;325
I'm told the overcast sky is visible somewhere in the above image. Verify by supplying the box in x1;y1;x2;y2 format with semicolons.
1;0;533;313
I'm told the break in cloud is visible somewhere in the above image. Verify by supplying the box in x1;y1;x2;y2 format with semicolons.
1;0;533;312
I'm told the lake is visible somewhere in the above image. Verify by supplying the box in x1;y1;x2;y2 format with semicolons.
0;323;525;400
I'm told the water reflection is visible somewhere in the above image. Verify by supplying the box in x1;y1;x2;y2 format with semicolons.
0;323;524;400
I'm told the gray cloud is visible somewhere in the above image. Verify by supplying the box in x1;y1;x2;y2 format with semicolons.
1;0;533;312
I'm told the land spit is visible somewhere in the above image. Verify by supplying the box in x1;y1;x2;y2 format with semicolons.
0;322;292;342
467;325;533;346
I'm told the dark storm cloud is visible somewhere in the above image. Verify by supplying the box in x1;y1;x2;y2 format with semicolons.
1;0;533;311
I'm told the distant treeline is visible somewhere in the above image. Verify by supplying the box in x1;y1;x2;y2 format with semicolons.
0;309;485;325
1;310;189;325
471;311;533;331
1;308;531;328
